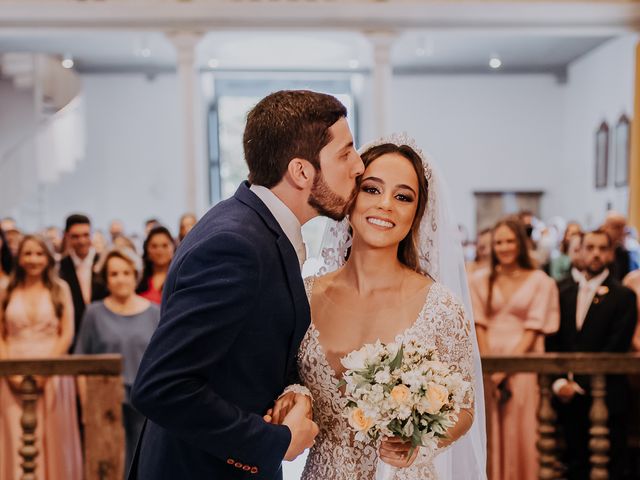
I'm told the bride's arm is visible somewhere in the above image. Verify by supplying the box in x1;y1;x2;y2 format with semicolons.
438;407;474;449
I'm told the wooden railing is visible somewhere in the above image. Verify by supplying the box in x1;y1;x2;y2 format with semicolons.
482;353;640;480
0;355;124;480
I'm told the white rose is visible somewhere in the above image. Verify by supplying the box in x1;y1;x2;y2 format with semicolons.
341;348;368;371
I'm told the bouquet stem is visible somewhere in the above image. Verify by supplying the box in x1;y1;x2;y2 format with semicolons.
375;459;397;480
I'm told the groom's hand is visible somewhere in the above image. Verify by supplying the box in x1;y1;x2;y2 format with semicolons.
281;400;319;461
266;392;312;425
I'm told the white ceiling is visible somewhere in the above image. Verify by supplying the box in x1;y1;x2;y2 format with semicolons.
0;29;616;73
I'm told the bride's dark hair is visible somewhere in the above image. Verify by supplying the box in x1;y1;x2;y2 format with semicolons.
356;143;429;272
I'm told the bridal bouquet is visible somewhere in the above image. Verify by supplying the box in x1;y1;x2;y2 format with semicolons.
339;340;470;478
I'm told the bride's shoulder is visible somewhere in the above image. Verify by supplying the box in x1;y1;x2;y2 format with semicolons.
303;270;339;295
428;282;465;313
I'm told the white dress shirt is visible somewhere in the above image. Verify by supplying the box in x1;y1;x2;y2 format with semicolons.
250;184;306;270
575;268;609;331
70;248;97;305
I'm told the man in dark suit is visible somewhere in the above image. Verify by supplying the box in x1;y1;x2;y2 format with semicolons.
546;229;637;480
130;90;364;479
59;214;108;350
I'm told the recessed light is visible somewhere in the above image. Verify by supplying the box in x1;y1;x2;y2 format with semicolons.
140;48;151;58
489;56;502;69
61;54;74;69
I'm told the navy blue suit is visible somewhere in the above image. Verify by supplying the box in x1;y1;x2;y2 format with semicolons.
129;182;311;479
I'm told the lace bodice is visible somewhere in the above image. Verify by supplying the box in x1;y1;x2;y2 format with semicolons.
298;277;475;480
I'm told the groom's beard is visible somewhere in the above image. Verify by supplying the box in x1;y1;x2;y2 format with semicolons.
308;170;354;221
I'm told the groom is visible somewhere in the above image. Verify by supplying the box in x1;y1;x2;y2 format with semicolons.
129;90;364;479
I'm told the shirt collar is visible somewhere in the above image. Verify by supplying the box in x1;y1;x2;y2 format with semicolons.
571;267;584;283
580;268;609;288
70;248;96;268
249;184;304;254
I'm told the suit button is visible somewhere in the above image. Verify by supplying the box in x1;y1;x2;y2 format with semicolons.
235;462;243;468
227;459;234;465
250;467;259;474
242;465;251;471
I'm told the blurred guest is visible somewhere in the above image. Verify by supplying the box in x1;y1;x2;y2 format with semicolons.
547;230;637;479
114;235;138;254
144;218;160;237
0;229;13;290
137;226;175;305
177;213;197;244
75;247;159;469
109;220;125;244
43;226;63;262
0;236;82;480
625;226;640;272
623;269;640;352
467;228;492;274
93;230;108;256
604;211;633;281
549;222;582;281
0;217;16;233
469;218;559;480
59;214;108;350
4;227;22;258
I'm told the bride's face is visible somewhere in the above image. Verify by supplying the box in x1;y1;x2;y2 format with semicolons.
350;153;420;249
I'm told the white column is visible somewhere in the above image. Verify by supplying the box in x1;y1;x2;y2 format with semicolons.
365;30;396;138
167;31;203;214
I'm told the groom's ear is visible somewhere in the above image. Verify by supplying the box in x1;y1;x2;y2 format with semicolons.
286;158;315;190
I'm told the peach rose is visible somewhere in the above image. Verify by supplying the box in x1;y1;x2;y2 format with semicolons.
423;383;449;414
348;408;374;432
390;384;411;404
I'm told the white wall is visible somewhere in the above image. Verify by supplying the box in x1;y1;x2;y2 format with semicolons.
389;74;565;234
2;35;636;238
40;73;185;235
0;79;36;159
559;35;638;229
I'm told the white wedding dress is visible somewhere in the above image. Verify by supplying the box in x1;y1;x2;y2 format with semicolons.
298;277;476;480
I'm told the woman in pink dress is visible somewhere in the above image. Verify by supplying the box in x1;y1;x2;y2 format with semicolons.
469;218;559;480
0;235;82;480
136;226;175;305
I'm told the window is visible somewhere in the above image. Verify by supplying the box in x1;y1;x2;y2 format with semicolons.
207;77;357;204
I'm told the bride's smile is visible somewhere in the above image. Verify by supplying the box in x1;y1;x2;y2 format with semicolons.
350;152;420;250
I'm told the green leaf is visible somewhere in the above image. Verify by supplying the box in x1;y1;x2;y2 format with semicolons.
389;344;404;371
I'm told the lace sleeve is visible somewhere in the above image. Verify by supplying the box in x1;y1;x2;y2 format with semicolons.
433;288;475;410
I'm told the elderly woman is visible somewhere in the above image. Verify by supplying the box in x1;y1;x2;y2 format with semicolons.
74;247;160;469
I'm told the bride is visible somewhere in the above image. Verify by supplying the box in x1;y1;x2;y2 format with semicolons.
272;135;486;479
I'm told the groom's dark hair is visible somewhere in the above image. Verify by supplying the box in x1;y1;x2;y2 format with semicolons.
243;90;347;188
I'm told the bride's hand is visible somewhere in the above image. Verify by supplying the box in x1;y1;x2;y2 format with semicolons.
379;437;419;468
264;392;312;425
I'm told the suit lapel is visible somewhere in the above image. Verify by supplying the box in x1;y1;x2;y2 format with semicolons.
563;282;580;348
62;256;83;300
579;275;612;336
234;182;311;364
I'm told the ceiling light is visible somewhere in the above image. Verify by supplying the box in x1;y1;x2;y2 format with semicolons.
208;58;219;68
348;59;359;69
61;54;74;69
416;36;434;58
489;56;502;69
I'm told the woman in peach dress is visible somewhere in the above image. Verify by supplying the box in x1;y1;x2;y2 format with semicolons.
0;235;82;480
469;218;559;480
